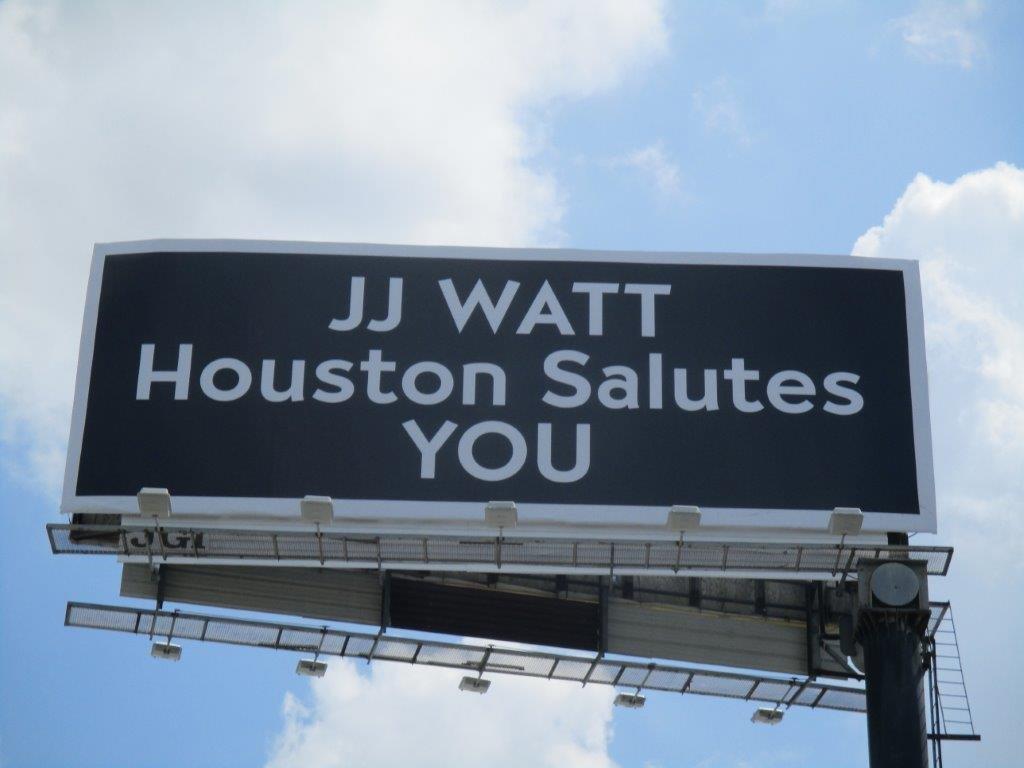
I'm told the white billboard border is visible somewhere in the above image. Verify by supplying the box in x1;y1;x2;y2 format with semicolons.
61;239;937;537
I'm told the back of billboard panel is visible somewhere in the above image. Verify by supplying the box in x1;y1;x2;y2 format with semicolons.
62;240;935;534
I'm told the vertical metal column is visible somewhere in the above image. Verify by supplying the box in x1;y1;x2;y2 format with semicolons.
927;636;944;768
861;615;929;768
860;545;930;768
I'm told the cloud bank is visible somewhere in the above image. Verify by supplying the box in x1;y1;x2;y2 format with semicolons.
0;0;667;493
265;659;617;768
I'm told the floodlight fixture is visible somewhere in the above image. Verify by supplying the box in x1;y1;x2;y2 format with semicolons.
668;506;701;571
751;707;784;725
613;692;646;709
137;487;172;518
296;659;328;677
301;495;334;525
150;642;182;661
828;507;864;536
459;646;494;693
484;501;517;529
458;676;491;694
296;626;330;676
666;505;701;532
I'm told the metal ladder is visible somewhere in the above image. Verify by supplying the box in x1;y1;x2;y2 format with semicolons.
926;602;979;767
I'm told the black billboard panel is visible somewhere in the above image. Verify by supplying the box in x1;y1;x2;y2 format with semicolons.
62;240;935;535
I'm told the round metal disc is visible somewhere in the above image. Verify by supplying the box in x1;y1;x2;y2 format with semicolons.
870;562;920;607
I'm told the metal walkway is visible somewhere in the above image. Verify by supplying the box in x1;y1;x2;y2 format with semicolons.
65;601;867;713
48;523;954;578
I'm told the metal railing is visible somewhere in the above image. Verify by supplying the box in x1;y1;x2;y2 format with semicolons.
47;523;953;577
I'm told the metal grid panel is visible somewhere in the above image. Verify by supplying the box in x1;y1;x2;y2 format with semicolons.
643;668;691;691
273;533;321;560
319;632;348;655
483;650;534;674
414;643;483;668
793;685;826;706
64;601;867;713
688;673;755;698
549;658;593;682
67;603;139;631
205;528;279;559
373;638;419;662
750;680;794;703
205;620;278;647
529;540;577;565
47;524;953;577
615;666;653;687
816;688;866;712
279;627;327;651
585;662;624;685
342;636;376;657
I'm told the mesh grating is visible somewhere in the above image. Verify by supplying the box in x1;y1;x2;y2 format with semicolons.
64;601;867;713
616;666;652;687
47;524;953;577
793;685;825;706
548;658;593;682
373;638;418;662
641;668;688;691
688;673;754;698
586;663;623;685
279;627;327;651
484;650;533;674
816;688;866;712
750;680;794;702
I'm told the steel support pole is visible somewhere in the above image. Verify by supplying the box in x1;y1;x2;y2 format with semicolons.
861;615;929;768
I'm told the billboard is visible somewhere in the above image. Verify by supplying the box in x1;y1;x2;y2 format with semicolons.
62;240;935;534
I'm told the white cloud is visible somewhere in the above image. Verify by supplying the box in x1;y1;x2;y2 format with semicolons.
692;78;750;147
0;0;667;494
853;162;1024;565
890;0;986;69
265;658;617;768
853;164;1024;454
609;142;683;200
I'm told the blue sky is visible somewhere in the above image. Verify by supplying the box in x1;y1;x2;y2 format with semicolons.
1;1;1022;766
